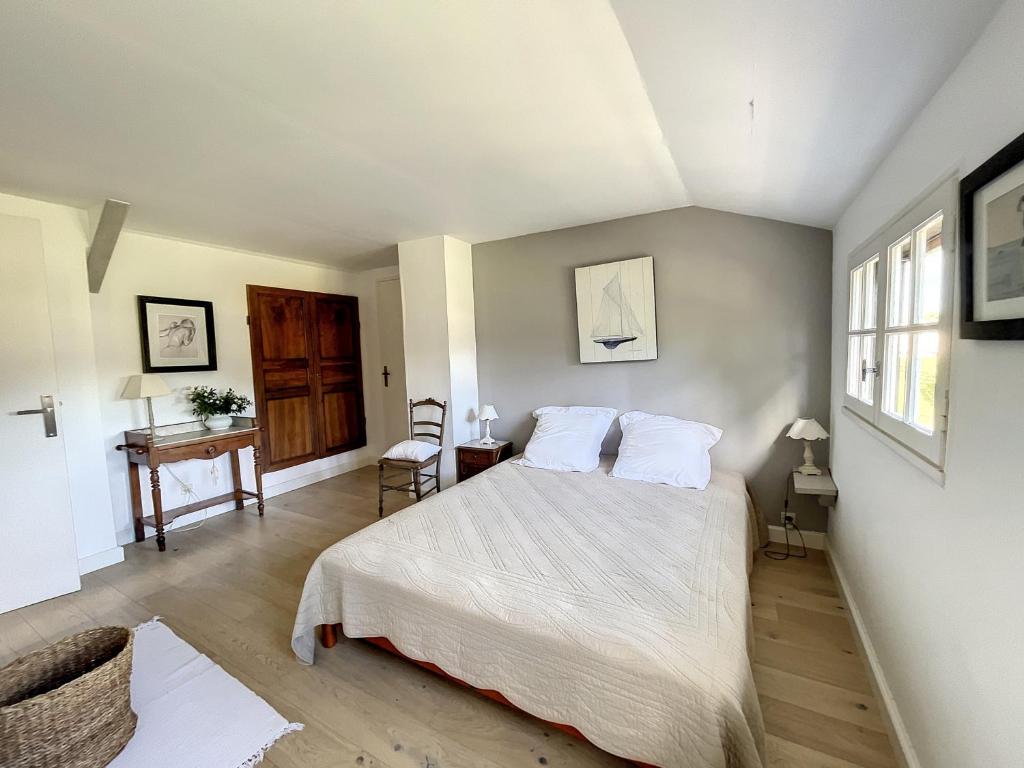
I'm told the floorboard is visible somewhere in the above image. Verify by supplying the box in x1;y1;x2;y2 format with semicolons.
2;464;897;767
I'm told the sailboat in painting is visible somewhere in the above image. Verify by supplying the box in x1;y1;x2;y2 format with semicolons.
591;272;643;349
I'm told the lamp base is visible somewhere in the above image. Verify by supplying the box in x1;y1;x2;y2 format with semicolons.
480;437;495;445
480;420;495;445
797;440;821;475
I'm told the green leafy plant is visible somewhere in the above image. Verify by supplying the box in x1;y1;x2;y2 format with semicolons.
186;386;253;418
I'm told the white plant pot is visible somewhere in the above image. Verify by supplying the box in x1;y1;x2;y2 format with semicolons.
204;414;233;430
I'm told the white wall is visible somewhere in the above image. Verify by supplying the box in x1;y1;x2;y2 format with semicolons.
398;235;480;484
0;192;120;572
91;232;395;544
829;2;1024;766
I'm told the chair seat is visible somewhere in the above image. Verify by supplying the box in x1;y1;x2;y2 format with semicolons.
378;455;439;471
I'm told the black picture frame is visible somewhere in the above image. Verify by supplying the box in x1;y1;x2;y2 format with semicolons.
138;295;218;372
960;129;1024;340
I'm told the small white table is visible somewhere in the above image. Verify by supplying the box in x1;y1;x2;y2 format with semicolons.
791;469;839;507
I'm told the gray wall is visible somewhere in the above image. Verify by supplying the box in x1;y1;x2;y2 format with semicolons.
473;206;833;531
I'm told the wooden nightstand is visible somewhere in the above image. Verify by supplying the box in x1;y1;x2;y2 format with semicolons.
456;439;513;482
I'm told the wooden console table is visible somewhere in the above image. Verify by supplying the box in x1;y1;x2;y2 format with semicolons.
116;417;264;552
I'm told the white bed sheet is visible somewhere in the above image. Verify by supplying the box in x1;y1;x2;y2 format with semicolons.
292;457;765;767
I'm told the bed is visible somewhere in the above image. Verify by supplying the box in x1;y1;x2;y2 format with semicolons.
292;456;767;767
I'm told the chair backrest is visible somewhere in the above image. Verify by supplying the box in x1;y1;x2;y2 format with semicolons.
409;398;447;447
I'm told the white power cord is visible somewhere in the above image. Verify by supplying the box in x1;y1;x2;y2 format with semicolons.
159;461;219;535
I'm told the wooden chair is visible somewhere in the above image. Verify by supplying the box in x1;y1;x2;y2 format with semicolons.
378;398;447;518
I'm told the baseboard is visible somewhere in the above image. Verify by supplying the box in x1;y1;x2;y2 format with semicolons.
766;524;827;550
78;546;125;575
825;545;921;768
260;452;377;498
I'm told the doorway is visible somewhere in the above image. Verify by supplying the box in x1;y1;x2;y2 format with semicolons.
376;277;408;447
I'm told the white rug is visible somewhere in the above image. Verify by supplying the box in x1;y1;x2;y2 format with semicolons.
109;619;302;768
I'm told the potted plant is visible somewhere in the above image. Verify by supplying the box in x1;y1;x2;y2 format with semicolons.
186;386;253;430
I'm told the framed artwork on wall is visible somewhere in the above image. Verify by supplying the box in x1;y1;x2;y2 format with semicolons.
960;129;1024;339
574;256;657;363
137;295;217;372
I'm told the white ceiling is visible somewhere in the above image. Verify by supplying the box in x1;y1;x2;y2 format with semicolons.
611;0;1004;229
0;1;1003;269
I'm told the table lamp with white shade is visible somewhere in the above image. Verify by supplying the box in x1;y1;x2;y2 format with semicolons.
478;404;499;445
121;374;171;436
787;417;829;475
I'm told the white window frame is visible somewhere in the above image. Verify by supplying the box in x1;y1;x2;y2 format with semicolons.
843;177;956;469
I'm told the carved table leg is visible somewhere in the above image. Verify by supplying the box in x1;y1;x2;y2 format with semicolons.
128;460;145;542
253;443;265;516
149;465;166;552
230;448;244;511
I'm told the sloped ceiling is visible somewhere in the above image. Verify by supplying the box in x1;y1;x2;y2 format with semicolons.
0;1;1004;268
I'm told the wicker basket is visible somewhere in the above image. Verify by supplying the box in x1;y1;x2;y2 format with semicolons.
0;626;137;768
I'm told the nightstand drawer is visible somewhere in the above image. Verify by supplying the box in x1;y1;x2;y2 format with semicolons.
456;441;513;482
460;450;493;468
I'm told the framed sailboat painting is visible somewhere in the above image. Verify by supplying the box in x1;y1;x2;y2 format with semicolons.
574;256;657;363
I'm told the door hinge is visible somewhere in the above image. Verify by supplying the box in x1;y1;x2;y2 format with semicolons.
246;315;250;326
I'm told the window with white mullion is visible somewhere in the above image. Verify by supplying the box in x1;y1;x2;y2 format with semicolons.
843;178;954;472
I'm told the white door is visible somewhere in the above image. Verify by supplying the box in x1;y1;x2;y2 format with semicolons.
0;213;81;614
376;277;409;447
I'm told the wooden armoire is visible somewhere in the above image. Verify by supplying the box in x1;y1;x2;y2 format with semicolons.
247;285;366;472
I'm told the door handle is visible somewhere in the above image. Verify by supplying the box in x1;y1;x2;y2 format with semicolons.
14;395;58;437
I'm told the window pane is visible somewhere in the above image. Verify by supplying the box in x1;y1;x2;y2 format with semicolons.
910;331;939;433
849;265;864;331
847;334;875;405
883;332;911;419
846;335;861;397
888;236;913;327
863;256;878;330
859;334;875;405
914;216;943;324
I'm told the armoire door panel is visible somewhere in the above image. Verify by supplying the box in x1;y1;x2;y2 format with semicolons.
322;389;362;454
258;295;310;360
320;362;358;386
266;395;316;466
263;367;311;390
315;297;357;359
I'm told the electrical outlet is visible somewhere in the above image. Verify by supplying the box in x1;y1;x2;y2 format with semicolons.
783;511;797;526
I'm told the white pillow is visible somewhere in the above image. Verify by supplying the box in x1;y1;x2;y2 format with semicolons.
517;406;617;472
611;411;722;490
383;439;441;462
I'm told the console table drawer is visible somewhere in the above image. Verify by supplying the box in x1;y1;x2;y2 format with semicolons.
159;434;255;463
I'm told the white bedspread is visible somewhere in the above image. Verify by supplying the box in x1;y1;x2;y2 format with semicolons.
292;457;765;768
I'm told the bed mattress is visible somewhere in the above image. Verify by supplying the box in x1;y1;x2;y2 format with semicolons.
292;457;765;767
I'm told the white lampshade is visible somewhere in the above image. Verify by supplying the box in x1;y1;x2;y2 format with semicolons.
478;404;499;422
121;374;171;400
787;417;829;441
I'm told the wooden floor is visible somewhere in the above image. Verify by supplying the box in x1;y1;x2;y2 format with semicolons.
1;465;897;768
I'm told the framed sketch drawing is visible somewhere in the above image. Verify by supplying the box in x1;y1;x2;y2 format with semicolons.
960;130;1024;339
138;295;217;372
574;256;657;363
